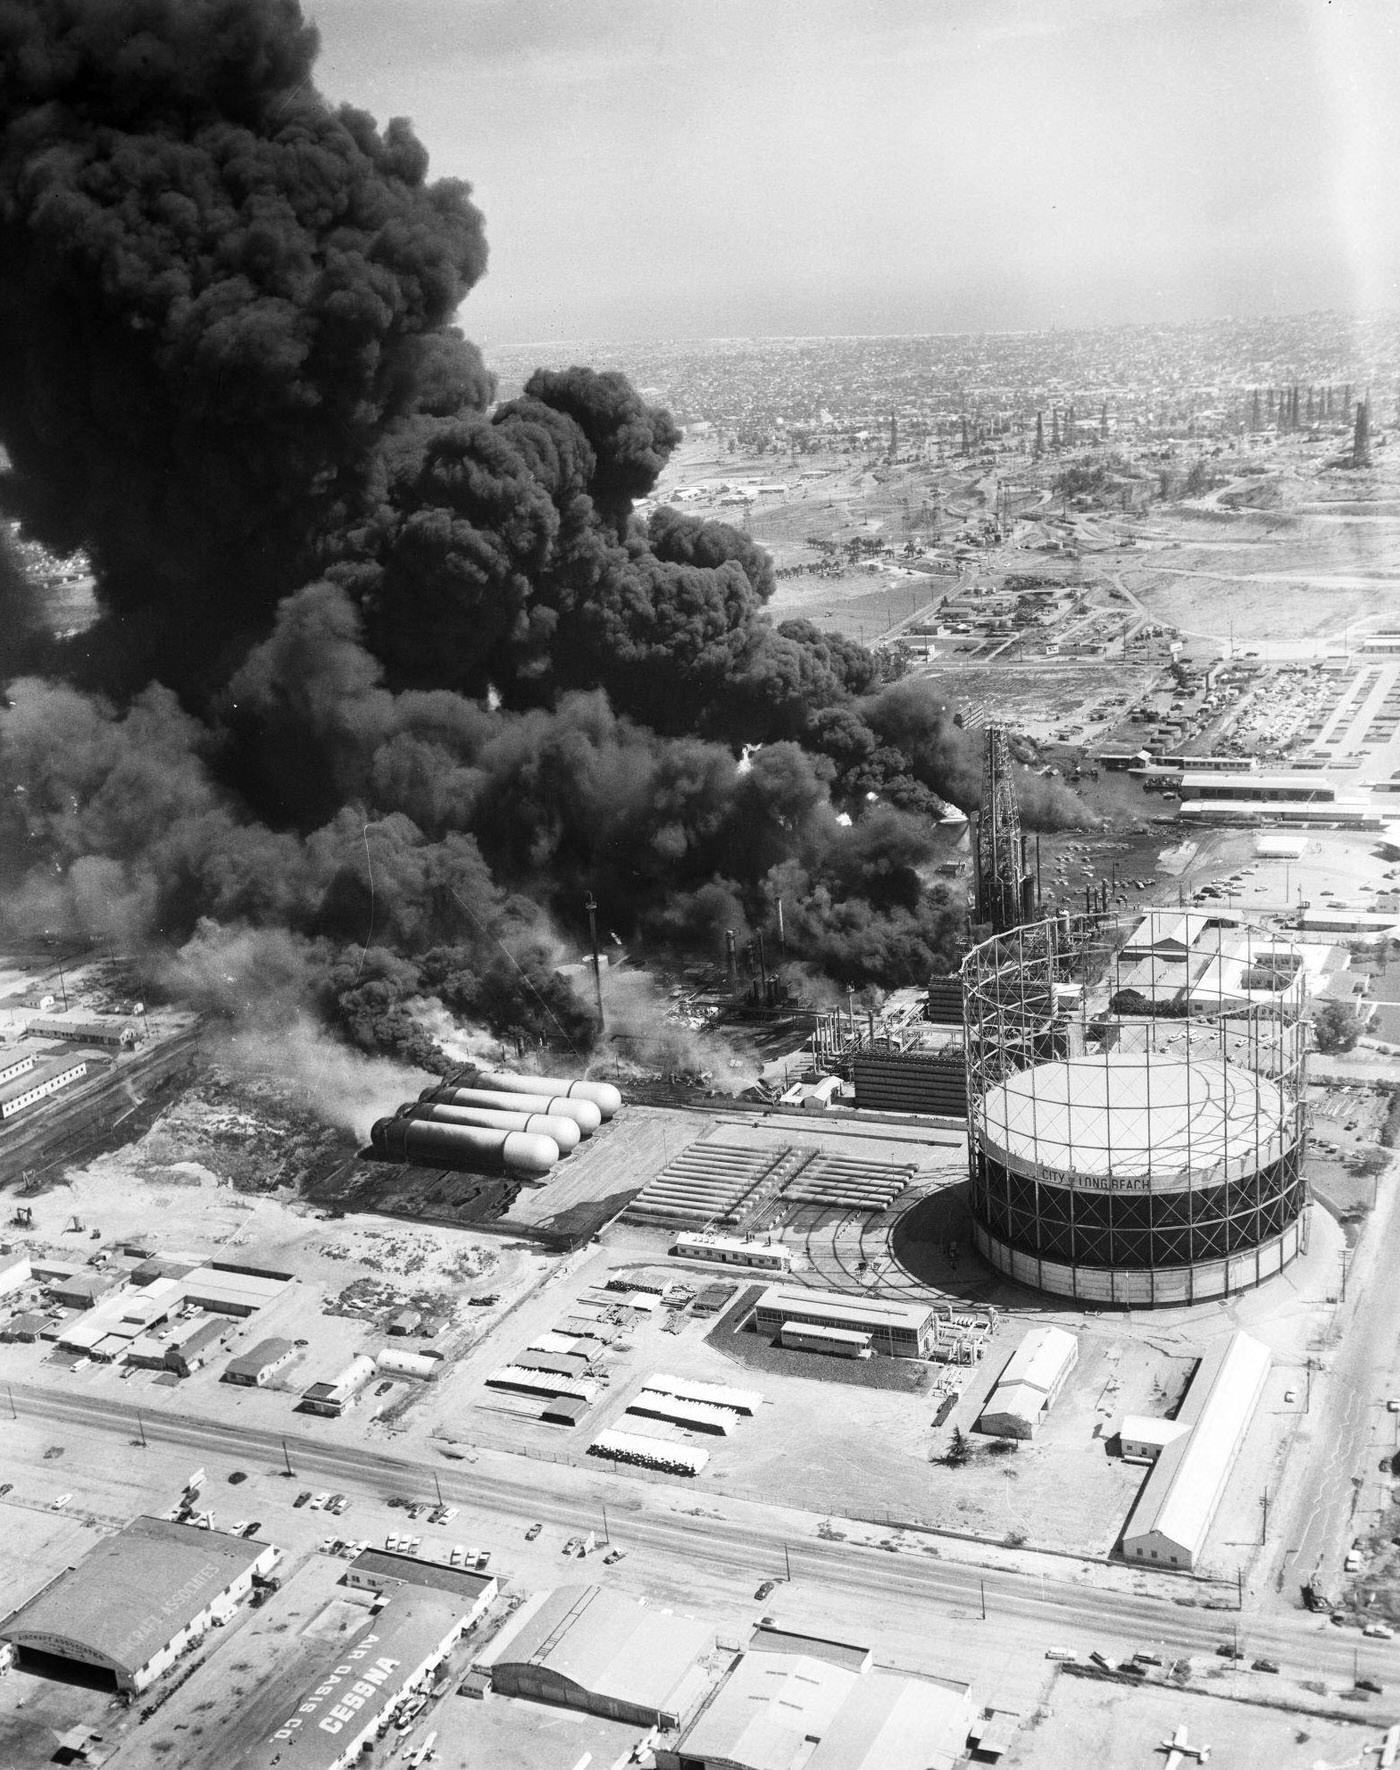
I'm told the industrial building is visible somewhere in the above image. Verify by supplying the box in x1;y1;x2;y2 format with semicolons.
0;1516;275;1692
656;1637;973;1770
975;1326;1078;1439
671;1233;793;1273
0;1052;89;1119
1120;1330;1271;1570
1177;772;1378;827
342;1547;497;1616
222;1337;297;1386
300;1354;376;1416
963;910;1310;1306
485;1584;718;1728
25;1014;141;1047
254;1590;469;1770
752;1284;937;1359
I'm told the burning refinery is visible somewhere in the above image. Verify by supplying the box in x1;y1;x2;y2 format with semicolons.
0;0;1089;1119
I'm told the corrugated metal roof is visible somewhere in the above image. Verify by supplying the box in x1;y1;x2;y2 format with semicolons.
754;1284;932;1332
491;1584;712;1713
1123;1330;1270;1564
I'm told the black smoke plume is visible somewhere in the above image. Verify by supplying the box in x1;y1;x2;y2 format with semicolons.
0;0;1088;1071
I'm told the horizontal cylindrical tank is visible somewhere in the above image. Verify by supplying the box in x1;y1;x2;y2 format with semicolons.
401;1100;581;1154
371;1116;558;1177
420;1084;601;1136
468;1068;622;1120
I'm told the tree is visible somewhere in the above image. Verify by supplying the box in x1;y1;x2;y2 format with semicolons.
1313;997;1361;1054
944;1427;971;1468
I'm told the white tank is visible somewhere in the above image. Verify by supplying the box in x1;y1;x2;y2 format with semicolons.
423;1085;601;1135
407;1100;581;1153
474;1068;622;1120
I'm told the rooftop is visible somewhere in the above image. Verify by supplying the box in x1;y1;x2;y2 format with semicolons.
1;1517;265;1676
491;1584;713;1714
754;1284;934;1331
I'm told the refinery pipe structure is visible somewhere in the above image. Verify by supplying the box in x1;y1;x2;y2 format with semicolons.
400;1099;581;1153
371;1116;559;1177
463;1067;622;1120
420;1084;602;1135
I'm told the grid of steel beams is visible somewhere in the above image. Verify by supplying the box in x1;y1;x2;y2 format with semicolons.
960;910;1309;1298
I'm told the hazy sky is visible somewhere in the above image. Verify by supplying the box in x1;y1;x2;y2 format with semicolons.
308;0;1400;345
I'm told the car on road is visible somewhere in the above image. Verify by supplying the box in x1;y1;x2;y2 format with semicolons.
525;1522;541;1541
293;1490;311;1508
755;1580;777;1601
1252;1658;1279;1673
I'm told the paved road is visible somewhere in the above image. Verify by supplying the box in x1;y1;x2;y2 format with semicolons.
9;1378;1400;1705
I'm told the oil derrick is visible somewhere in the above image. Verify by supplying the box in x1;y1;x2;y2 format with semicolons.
974;725;1035;934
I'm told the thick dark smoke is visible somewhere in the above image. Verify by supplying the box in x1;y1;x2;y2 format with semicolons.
0;0;1090;1074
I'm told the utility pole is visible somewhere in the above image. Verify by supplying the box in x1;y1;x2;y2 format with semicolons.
433;1470;444;1508
281;1438;293;1477
135;1410;147;1449
1260;1487;1269;1544
784;1542;792;1581
601;1502;610;1544
583;892;605;1031
980;1579;987;1621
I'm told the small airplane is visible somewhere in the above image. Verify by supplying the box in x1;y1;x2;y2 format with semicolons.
1158;1723;1211;1768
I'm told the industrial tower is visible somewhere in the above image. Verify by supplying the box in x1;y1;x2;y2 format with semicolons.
974;726;1035;934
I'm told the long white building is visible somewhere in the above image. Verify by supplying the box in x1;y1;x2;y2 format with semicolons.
976;1326;1078;1439
1121;1329;1270;1571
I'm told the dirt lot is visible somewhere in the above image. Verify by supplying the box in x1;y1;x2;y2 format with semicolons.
1008;1664;1389;1770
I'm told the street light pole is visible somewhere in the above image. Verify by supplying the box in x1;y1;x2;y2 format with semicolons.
433;1471;444;1508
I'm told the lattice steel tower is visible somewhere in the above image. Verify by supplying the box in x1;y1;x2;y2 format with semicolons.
974;725;1035;933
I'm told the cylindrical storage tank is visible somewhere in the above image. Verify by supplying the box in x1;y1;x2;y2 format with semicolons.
371;1116;558;1177
956;909;1310;1308
420;1085;601;1136
401;1100;581;1153
470;1068;622;1120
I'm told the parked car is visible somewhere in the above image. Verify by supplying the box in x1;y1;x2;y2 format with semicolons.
755;1580;777;1601
525;1522;542;1541
1364;1623;1394;1640
293;1490;311;1508
309;1493;330;1511
228;1470;248;1485
603;1549;625;1565
1358;1676;1385;1695
1252;1658;1279;1673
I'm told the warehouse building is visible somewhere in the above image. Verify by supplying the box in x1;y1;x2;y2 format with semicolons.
752;1285;936;1360
0;1516;274;1692
26;1015;140;1048
656;1640;973;1770
1121;1329;1271;1570
300;1354;376;1417
671;1234;793;1273
223;1338;297;1387
342;1547;496;1618
975;1326;1078;1439
254;1590;467;1770
0;1050;36;1087
485;1585;718;1728
0;1053;89;1119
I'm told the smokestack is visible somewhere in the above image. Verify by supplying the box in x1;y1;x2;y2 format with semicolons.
725;928;738;991
776;899;787;954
